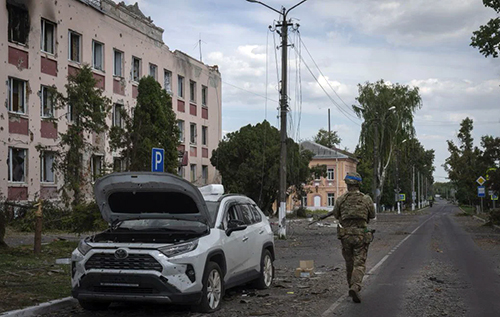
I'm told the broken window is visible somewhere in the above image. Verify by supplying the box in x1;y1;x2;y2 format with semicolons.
8;77;27;114
178;166;185;178
113;104;123;127
91;155;104;181
132;56;141;81
68;31;81;62
41;19;55;54
41;85;55;118
178;75;184;98
190;164;197;183
149;63;157;80
202;165;208;185
7;3;30;45
41;151;55;183
190;80;196;103
302;196;308;207
164;70;172;93
92;40;104;70
202;126;208;146
178;120;185;143
202;85;208;107
8;147;27;182
190;123;197;144
114;49;123;77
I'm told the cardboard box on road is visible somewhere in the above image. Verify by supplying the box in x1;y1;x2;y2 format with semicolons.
295;260;314;278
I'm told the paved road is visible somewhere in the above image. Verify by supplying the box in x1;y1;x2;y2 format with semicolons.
325;201;500;316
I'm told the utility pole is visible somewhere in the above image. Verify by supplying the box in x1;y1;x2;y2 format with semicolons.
373;123;379;212
247;0;307;239
418;171;421;209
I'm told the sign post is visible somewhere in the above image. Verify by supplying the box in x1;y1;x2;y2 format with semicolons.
151;148;165;172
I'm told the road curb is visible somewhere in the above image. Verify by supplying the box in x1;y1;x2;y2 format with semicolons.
461;207;500;231
0;297;77;317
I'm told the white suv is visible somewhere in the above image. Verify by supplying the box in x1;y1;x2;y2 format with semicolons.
71;172;274;313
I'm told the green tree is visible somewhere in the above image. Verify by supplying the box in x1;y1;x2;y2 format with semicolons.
313;129;341;148
471;1;500;58
110;76;179;173
46;65;111;206
444;118;484;205
210;121;315;214
353;80;422;209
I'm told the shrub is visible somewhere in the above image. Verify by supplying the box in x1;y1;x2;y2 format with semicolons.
70;202;108;234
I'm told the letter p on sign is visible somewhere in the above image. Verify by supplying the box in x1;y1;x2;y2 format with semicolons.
152;148;165;172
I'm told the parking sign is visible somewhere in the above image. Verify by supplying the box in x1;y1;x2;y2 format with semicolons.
151;148;164;172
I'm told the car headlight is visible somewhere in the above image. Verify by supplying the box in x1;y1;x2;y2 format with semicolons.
77;239;92;256
158;240;198;257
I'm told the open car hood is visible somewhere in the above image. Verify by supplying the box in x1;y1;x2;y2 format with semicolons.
94;172;211;225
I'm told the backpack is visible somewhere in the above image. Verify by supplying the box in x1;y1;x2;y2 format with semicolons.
339;191;368;221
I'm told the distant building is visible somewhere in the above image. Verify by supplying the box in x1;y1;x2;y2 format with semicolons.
1;0;222;202
287;141;358;211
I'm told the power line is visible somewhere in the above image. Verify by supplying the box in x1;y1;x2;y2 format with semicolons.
290;37;360;126
222;80;278;103
298;33;358;120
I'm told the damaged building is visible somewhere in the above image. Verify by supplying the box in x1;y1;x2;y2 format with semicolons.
0;0;222;202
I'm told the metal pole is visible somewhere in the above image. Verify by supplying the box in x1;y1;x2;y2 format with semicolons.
418;171;421;209
278;8;289;238
412;165;415;211
328;109;331;147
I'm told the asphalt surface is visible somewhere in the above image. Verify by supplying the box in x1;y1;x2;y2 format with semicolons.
328;201;500;316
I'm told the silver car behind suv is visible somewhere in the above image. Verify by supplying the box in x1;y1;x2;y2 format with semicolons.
71;172;274;313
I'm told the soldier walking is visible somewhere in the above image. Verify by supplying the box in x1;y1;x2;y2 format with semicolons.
319;172;376;303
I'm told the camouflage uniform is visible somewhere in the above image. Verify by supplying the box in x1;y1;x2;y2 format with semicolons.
325;172;375;302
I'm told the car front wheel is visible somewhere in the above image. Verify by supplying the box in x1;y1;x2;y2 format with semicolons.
195;261;223;313
254;249;274;289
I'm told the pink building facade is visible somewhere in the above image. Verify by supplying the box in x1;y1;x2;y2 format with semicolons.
1;0;222;202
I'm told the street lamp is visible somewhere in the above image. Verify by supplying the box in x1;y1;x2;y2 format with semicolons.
247;0;307;239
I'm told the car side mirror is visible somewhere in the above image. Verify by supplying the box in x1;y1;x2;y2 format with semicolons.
226;219;247;236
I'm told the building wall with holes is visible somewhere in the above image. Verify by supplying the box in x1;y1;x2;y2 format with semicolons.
0;0;222;202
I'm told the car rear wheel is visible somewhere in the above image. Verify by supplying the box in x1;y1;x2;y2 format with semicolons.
78;300;110;311
195;261;223;313
254;249;274;289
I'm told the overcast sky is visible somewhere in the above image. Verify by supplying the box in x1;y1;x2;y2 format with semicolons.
125;0;500;182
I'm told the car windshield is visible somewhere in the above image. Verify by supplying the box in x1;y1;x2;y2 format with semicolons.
117;219;208;234
206;201;220;227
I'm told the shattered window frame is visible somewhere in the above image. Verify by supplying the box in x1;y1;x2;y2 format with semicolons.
190;122;197;145
113;157;124;173
164;70;172;93
40;151;55;183
8;77;27;114
7;3;30;45
91;154;104;182
92;40;104;71
113;49;124;77
8;147;27;183
202;126;208;146
190;80;196;103
41;85;55;118
68;30;81;63
202;85;208;107
178;75;184;98
112;103;123;128
202;165;208;185
41;18;56;54
190;164;197;183
149;63;158;80
132;56;141;82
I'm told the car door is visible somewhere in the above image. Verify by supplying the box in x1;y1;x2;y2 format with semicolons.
238;203;261;271
220;202;252;280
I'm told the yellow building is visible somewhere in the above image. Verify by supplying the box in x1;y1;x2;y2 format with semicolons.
288;141;358;211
